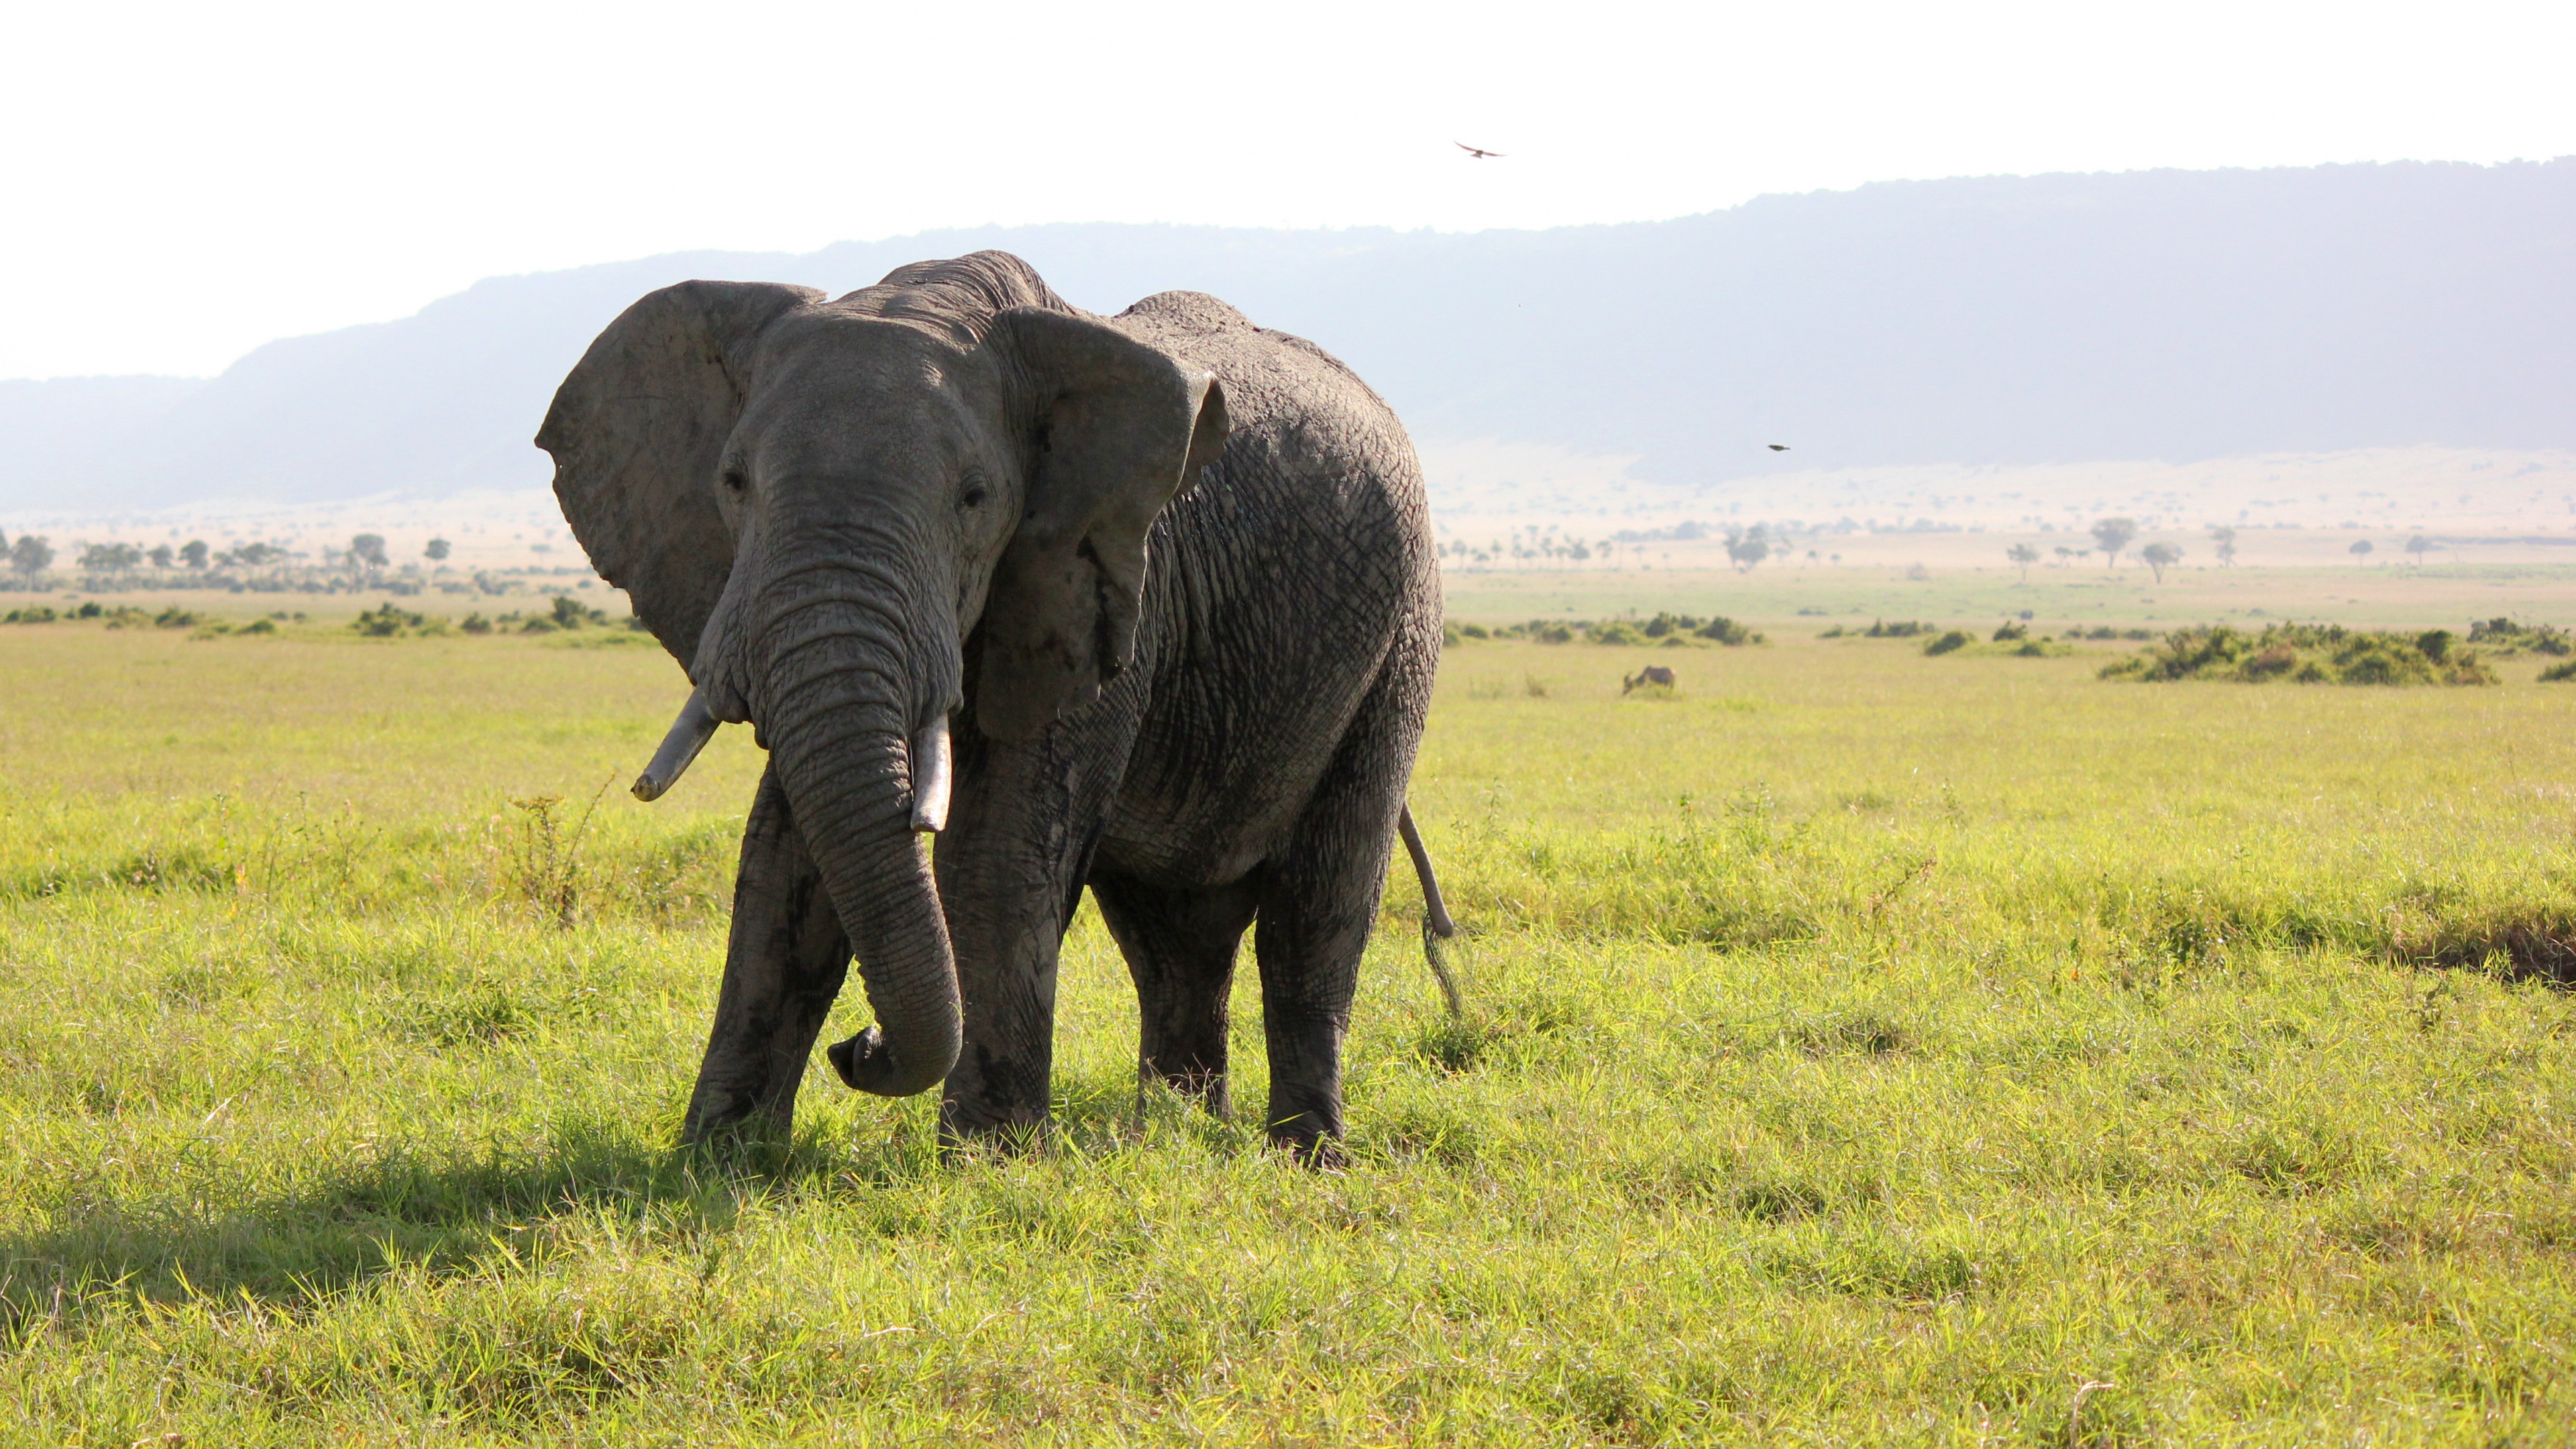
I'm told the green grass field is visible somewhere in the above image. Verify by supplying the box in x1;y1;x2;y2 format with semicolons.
3;572;2574;1445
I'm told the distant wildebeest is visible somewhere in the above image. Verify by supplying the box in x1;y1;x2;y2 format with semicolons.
1623;665;1677;694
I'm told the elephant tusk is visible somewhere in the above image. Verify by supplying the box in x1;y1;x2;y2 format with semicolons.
632;688;720;802
910;716;952;833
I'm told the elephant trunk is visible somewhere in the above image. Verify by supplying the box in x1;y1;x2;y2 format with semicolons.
730;576;964;1098
763;691;959;1096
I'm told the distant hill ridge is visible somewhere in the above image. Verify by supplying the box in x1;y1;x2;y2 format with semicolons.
5;159;2571;513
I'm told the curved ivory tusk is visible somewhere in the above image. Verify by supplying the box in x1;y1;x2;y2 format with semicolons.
910;716;952;833
632;688;720;802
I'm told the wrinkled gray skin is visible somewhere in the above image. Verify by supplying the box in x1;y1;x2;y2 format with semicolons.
538;252;1440;1154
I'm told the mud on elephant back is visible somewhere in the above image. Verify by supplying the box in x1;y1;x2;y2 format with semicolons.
536;251;1455;1161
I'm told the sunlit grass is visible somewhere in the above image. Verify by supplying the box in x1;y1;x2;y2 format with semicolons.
2;606;2573;1443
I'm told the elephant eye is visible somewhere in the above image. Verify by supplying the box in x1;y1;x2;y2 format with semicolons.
959;479;989;509
720;467;747;494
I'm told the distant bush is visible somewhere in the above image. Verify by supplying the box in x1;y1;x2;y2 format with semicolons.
2540;659;2576;683
3;606;56;624
1695;616;1761;645
1458;622;1490;639
2102;623;2499;686
352;602;427;637
460;612;492;635
349;602;447;638
1922;630;1974;656
551;596;611;629
1865;619;1935;638
2467;616;2573;657
1588;621;1648;646
1990;622;2027;642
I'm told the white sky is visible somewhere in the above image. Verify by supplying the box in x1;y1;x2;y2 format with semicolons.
5;0;2571;380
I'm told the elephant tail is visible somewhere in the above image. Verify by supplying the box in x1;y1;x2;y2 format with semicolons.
1397;804;1465;1018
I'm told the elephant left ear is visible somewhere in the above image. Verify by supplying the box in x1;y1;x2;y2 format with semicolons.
977;307;1228;741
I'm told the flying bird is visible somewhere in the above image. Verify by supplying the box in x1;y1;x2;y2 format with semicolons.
1455;142;1504;159
1768;443;1790;451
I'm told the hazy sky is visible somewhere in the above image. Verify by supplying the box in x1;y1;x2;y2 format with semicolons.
7;0;2570;380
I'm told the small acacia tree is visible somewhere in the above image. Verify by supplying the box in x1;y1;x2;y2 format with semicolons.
180;539;209;569
2006;543;2039;582
2405;534;2432;566
348;533;390;578
2139;541;2182;584
10;535;55;576
2208;525;2237;567
2090;517;2138;568
1725;524;1771;573
425;537;452;562
2350;539;2375;564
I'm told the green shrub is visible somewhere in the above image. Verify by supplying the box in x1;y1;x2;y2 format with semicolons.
550;595;611;630
2540;659;2576;683
1864;619;1935;638
352;602;429;637
2468;616;2573;656
1460;623;1490;639
1991;622;2027;642
1923;630;1973;656
3;606;56;624
1695;616;1760;645
2102;623;2499;686
1588;622;1648;647
460;612;492;635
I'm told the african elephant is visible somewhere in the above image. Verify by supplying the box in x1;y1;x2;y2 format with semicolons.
537;252;1444;1155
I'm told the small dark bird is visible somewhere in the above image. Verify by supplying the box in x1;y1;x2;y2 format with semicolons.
1455;142;1504;159
1768;443;1790;451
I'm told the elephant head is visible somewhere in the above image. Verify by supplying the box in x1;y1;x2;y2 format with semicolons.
535;253;1228;1098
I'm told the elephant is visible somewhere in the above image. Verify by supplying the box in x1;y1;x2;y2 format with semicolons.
536;251;1446;1155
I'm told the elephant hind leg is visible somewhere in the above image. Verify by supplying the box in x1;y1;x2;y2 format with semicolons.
1254;644;1434;1159
1090;871;1259;1118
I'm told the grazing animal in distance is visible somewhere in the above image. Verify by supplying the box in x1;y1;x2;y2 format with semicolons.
1623;665;1678;694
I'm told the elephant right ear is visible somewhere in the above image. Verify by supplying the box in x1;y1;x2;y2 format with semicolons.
535;280;822;675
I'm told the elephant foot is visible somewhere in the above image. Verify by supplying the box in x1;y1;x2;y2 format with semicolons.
1265;1107;1347;1169
1269;1128;1347;1171
679;1095;790;1149
1140;1066;1233;1120
936;1110;1051;1161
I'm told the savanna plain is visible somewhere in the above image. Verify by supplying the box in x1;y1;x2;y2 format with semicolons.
3;566;2575;1446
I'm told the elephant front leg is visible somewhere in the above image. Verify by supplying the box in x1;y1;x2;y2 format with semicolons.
682;765;851;1144
931;716;1132;1150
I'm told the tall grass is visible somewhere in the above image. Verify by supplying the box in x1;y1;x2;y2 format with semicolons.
2;621;2573;1442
